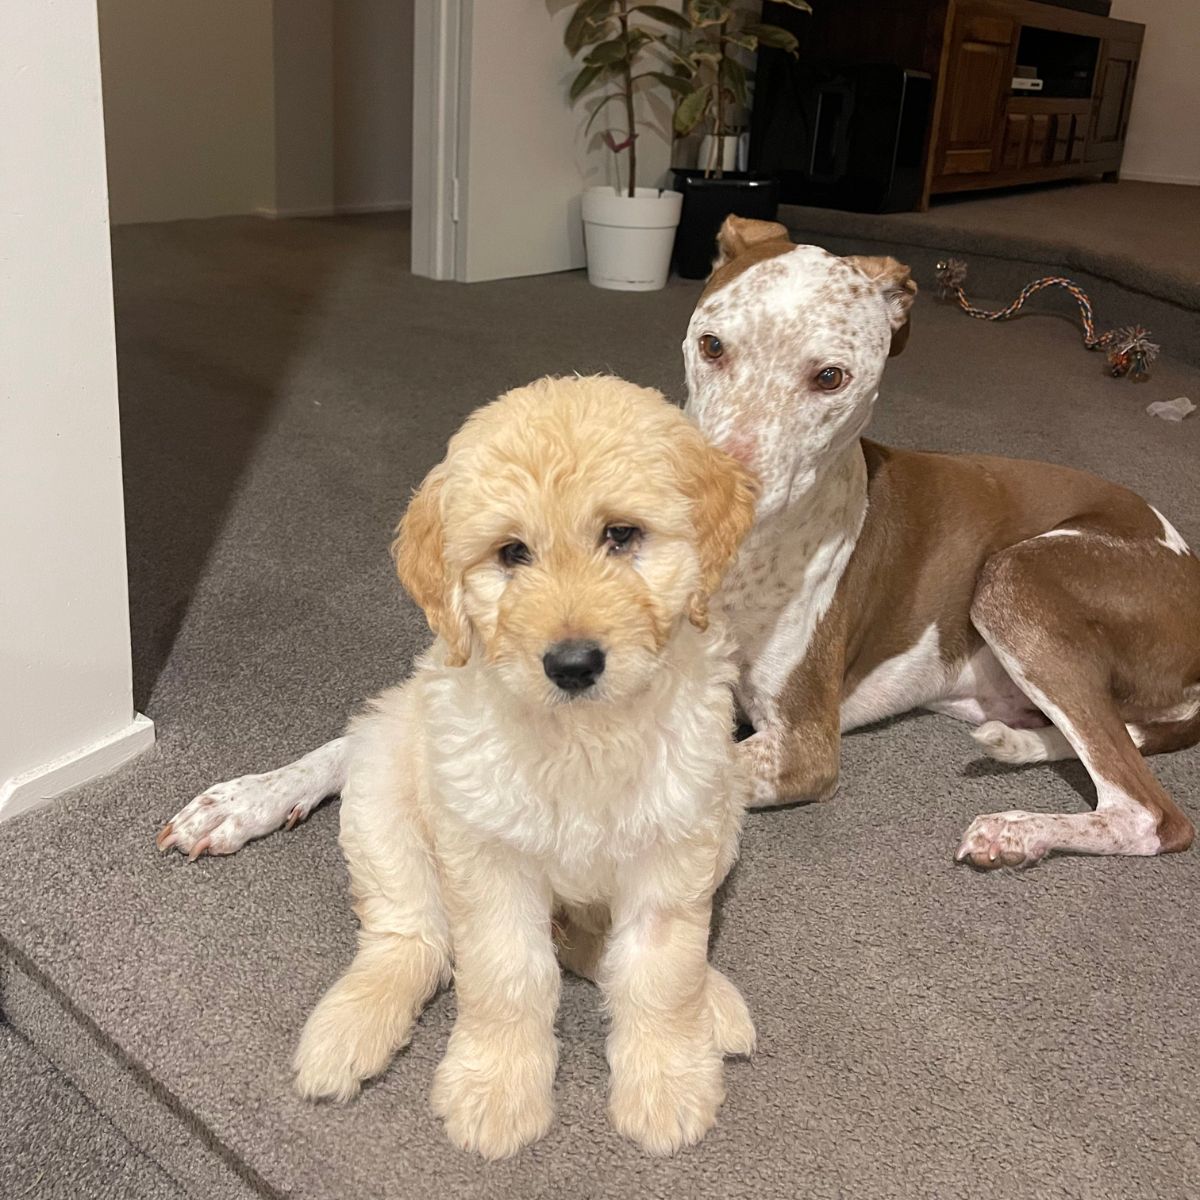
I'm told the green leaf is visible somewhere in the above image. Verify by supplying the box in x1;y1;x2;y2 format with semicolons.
688;0;731;28
721;55;748;106
570;64;604;102
632;5;692;33
565;0;616;56
584;37;629;66
744;22;799;54
584;92;626;137
767;0;813;12
673;85;710;135
721;31;757;53
641;70;695;96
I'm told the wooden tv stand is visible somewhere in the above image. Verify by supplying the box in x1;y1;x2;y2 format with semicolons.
927;0;1144;201
775;0;1145;209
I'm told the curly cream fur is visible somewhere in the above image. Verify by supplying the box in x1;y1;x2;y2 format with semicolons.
291;376;756;1158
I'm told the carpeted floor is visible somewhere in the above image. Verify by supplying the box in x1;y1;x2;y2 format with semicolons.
785;179;1200;309
2;211;1200;1200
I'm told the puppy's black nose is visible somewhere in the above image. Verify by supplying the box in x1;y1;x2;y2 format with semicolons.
543;640;606;693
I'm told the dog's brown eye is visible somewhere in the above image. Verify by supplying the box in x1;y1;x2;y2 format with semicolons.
604;525;641;554
499;541;532;568
699;334;724;361
815;366;845;391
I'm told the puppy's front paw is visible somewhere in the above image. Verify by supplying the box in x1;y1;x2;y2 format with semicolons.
431;1028;555;1159
293;976;414;1103
609;1030;724;1155
707;967;755;1058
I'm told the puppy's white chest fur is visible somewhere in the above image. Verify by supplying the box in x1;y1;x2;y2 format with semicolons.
720;448;866;725
420;625;740;904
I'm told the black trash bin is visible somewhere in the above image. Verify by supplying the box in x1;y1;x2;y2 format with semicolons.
670;171;781;280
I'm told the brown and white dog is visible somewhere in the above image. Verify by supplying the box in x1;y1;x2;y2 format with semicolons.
159;218;1199;869
688;217;1199;868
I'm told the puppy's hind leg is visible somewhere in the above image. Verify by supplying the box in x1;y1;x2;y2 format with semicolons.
294;693;450;1102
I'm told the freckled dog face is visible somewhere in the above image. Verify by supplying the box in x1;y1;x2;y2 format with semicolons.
683;226;915;516
394;377;756;706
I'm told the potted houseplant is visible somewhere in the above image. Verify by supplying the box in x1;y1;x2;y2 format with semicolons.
670;0;810;279
564;0;693;291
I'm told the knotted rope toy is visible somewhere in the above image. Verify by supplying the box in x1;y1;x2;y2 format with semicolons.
934;258;1160;382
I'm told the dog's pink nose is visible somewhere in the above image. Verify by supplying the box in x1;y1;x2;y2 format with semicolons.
543;640;605;693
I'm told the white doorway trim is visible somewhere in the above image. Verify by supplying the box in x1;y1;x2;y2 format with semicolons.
411;0;467;280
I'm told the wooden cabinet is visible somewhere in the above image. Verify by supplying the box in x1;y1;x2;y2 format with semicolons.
1087;37;1139;164
939;13;1015;176
926;0;1144;201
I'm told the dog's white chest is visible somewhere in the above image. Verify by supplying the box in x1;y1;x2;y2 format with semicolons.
721;452;867;726
423;664;732;905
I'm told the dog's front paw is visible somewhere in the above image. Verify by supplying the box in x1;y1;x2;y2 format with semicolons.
956;810;1050;869
293;978;412;1103
431;1028;555;1159
609;1031;724;1155
707;968;755;1058
157;773;317;860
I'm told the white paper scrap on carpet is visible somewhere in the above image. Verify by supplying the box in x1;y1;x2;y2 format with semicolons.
1147;397;1195;422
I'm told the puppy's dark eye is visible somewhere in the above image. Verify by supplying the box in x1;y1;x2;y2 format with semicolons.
815;366;845;391
499;541;532;568
699;334;724;361
603;525;641;554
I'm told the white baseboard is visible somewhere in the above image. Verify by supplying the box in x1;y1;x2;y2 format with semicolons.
255;200;412;219
1117;171;1200;187
0;713;155;823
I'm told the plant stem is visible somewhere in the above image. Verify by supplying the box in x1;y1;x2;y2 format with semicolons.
618;0;636;197
714;18;727;180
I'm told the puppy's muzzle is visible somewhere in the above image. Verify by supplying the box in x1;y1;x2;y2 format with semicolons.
543;640;606;694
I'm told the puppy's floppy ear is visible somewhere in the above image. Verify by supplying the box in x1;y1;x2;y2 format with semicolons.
714;215;791;270
843;255;917;356
392;464;472;666
677;434;759;630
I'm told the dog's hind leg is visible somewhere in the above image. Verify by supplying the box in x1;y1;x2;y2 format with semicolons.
294;690;450;1102
956;533;1198;868
157;735;350;859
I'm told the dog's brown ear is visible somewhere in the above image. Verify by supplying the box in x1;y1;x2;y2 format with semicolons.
714;215;791;269
843;255;917;356
677;435;759;630
392;465;471;666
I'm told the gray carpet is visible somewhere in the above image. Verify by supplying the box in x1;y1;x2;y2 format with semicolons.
2;212;1200;1199
0;1022;184;1200
785;180;1200;309
782;180;1200;368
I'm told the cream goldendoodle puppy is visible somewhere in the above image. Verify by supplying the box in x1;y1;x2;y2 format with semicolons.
290;376;757;1158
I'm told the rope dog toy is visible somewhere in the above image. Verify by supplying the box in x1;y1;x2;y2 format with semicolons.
934;257;1159;382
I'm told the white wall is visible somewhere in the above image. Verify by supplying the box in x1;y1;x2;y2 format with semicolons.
97;0;276;224
1;2;152;820
1110;0;1200;185
457;0;678;282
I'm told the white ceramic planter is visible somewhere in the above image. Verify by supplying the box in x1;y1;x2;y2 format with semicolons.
581;186;683;292
698;134;740;174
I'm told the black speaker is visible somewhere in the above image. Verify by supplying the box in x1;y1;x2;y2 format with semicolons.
750;59;932;214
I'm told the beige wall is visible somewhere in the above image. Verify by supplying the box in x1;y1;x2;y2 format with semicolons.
98;0;276;223
100;0;413;223
1110;0;1200;185
1;2;151;818
335;0;416;211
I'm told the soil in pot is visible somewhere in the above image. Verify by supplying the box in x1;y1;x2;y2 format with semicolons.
671;171;781;280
